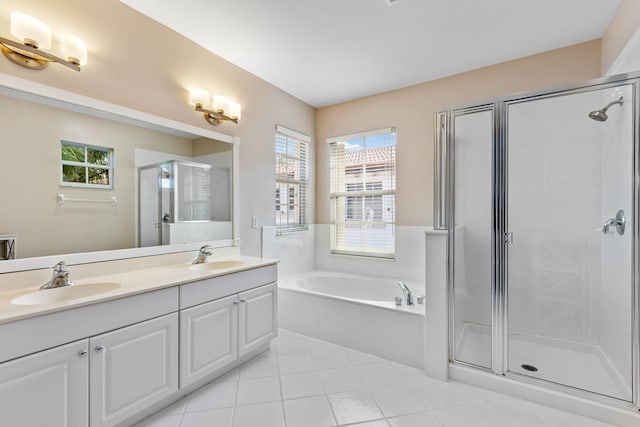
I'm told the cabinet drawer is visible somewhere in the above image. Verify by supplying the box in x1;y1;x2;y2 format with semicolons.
180;264;277;309
0;287;178;364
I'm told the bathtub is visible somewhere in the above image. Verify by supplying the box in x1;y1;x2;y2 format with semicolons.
278;270;425;369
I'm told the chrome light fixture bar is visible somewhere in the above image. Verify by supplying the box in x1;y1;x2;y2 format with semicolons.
0;12;87;72
190;89;241;126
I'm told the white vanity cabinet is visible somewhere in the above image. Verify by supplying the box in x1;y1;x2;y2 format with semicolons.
90;313;179;427
0;339;89;427
238;284;277;357
180;295;239;386
179;265;277;387
0;260;277;426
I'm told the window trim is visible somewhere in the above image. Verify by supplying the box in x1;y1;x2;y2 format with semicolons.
275;125;309;234
60;140;114;189
328;127;396;258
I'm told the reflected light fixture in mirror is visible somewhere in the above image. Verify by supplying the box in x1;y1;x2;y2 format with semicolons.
189;89;241;126
0;11;87;71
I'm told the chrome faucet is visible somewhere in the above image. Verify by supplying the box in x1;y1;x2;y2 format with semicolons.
41;261;74;290
397;281;413;305
192;245;212;264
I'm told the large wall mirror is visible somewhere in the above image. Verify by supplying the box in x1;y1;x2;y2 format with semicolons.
0;75;238;273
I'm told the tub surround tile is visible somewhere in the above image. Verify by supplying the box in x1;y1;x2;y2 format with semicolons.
134;329;624;427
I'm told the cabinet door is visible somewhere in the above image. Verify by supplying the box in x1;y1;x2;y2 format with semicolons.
0;340;88;427
238;283;277;357
180;294;238;387
90;313;178;427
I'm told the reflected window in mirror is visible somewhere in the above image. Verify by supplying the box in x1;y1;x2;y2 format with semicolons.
61;141;113;189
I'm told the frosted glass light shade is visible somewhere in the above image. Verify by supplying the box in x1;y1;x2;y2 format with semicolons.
10;12;51;49
212;95;230;113
61;35;87;65
229;102;242;119
189;89;210;106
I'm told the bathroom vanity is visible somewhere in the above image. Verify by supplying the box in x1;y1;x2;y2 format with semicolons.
0;256;277;427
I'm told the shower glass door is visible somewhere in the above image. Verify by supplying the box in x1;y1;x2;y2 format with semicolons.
506;85;634;401
450;107;494;369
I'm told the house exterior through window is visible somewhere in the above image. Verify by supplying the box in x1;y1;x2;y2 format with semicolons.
329;128;396;258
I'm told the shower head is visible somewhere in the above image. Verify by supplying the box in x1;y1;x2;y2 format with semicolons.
588;96;624;122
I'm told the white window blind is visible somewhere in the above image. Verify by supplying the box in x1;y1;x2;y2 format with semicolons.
329;128;396;258
275;125;309;233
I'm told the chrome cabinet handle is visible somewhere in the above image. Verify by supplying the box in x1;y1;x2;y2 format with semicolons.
78;349;88;357
233;301;239;305
95;345;105;353
602;209;626;235
239;299;246;303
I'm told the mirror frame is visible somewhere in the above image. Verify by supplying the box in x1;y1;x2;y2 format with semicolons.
0;72;240;274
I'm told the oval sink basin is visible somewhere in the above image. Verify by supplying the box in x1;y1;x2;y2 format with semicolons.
11;282;122;306
190;260;244;271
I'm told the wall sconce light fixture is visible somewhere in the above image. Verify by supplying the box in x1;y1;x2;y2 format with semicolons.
189;89;241;125
0;11;87;71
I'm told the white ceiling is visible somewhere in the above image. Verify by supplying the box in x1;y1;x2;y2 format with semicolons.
120;0;620;108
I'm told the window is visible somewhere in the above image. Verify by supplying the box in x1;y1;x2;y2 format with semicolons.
275;125;309;233
61;141;113;188
329;128;396;258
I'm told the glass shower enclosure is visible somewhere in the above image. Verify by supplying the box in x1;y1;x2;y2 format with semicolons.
138;159;232;247
435;73;639;406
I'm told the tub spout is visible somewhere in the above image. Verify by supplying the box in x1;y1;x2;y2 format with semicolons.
397;281;413;305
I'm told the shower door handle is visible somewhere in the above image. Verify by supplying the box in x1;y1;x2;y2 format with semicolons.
504;232;514;245
601;209;626;235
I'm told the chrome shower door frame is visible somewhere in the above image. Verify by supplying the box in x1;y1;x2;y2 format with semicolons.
437;71;640;410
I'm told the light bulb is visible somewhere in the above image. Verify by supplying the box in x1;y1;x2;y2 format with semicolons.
61;34;87;66
212;95;230;114
189;89;210;107
10;11;52;49
229;102;241;120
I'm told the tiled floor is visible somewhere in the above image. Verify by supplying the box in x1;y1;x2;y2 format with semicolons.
134;329;616;427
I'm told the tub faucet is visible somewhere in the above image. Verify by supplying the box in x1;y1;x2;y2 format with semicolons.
397;281;413;305
41;261;74;290
192;245;212;264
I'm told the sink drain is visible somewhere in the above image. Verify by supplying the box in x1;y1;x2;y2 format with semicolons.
521;364;538;372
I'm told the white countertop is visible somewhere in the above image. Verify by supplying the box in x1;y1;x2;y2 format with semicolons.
0;255;277;325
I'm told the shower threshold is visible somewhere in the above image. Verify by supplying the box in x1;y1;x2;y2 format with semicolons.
454;323;631;401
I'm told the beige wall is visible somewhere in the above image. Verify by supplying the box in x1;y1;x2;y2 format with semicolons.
316;40;602;226
0;0;316;257
601;0;640;74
